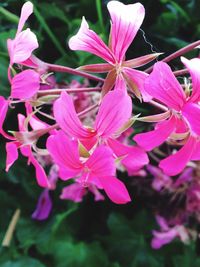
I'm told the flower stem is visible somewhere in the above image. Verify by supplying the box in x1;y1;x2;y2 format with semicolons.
37;87;102;97
46;63;104;82
145;40;200;73
173;68;188;76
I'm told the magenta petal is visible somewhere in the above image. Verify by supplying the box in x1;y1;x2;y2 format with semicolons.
0;97;9;137
134;116;176;151
123;67;151;101
6;142;19;172
69;17;115;64
181;57;200;103
182;102;200;136
107;138;149;172
94;90;132;138
159;135;197;176
145;62;186;110
107;1;145;62
54;92;92;139
29;154;50;188
60;183;86;202
86;145;116;178
191;140;200;160
32;189;52;220
11;69;40;99
98;175;131;204
151;229;177;249
17;1;34;34
47;131;83;180
8;29;38;64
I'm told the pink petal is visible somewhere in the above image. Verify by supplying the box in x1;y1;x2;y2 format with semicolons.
173;167;193;188
32;189;52;220
147;165;172;191
134;115;176;151
88;186;105;201
69;17;115;64
47;131;83;180
151;228;177;249
155;215;169;231
107;138;149;172
86;145;116;178
17;1;34;35
159;135;197;176
107;1;145;62
98;175;131;204
29;154;50;188
191;140;200;161
54;91;93;139
5;142;19;172
123;67;151;101
0;97;9;138
182;102;200;136
8;29;38;64
94;89;132;138
145;62;186;110
60;183;86;202
11;69;40;99
181;57;200;103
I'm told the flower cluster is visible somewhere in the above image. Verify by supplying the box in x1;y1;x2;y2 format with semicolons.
1;0;200;248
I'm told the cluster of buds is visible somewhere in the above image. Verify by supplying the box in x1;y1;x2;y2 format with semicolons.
1;1;200;247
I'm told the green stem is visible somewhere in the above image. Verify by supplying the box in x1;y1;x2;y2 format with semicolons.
34;6;66;56
0;6;19;24
96;0;104;33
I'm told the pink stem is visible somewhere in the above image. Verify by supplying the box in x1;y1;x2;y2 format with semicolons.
149;100;168;111
37;87;102;97
78;103;99;118
46;63;104;82
173;68;188;76
145;40;200;73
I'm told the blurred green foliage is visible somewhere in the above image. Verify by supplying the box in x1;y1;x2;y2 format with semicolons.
1;0;200;266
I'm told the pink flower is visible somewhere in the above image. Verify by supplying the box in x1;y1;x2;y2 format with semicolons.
68;1;156;100
134;58;200;176
5;113;50;188
53;86;148;172
147;165;172;191
151;215;189;249
47;130;131;204
7;1;38;66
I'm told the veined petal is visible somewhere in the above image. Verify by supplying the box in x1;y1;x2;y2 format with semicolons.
159;135;197;176
69;17;115;64
181;57;200;103
47;131;83;180
107;138;149;172
107;1;145;62
123;67;151;102
134;116;177;151
11;69;40;99
54;91;93;139
95;89;132;138
182;102;200;136
98;175;131;204
145;62;186;110
17;1;34;35
86;145;116;177
8;29;39;64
